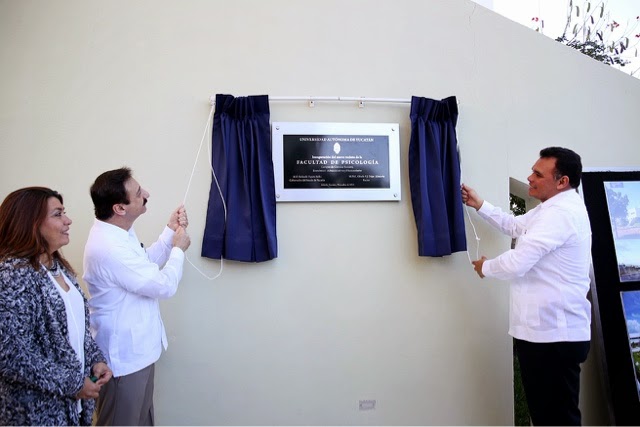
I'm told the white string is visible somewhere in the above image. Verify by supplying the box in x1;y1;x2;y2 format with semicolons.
181;104;226;280
459;162;481;265
463;196;481;263
183;105;215;206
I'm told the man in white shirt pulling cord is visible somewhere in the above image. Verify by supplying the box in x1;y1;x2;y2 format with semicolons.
83;167;191;426
461;147;592;426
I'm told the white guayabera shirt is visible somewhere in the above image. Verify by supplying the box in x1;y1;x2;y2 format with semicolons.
83;220;185;377
478;189;592;343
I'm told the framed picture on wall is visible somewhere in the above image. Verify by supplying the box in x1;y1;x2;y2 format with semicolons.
604;181;640;283
582;169;640;425
620;290;640;401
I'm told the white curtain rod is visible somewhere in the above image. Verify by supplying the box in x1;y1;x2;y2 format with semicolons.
209;95;412;107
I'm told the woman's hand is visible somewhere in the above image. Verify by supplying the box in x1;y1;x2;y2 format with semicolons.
76;362;113;400
91;362;113;386
75;377;101;400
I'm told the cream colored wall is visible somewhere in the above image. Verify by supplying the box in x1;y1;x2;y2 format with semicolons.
1;0;638;424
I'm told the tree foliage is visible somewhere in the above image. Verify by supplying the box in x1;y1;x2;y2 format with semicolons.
605;187;629;225
533;1;640;75
510;194;526;216
605;187;630;238
555;34;630;66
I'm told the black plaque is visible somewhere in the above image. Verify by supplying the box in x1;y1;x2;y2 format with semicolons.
283;134;390;189
272;122;401;202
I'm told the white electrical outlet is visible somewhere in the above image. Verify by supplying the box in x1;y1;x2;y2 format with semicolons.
359;399;376;410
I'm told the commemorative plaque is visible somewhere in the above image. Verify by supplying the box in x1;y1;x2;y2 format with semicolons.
272;122;401;202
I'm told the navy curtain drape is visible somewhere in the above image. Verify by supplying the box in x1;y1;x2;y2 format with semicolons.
201;94;277;262
408;96;466;257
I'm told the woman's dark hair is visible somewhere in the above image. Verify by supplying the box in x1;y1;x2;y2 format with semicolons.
0;187;74;273
540;146;583;189
90;167;133;220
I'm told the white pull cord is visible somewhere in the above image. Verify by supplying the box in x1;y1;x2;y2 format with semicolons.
460;169;481;264
181;104;227;280
182;104;214;206
463;199;481;264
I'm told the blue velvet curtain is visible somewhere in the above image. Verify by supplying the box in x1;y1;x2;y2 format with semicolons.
201;94;277;262
408;96;466;257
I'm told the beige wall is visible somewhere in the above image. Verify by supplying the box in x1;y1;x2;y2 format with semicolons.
2;0;638;424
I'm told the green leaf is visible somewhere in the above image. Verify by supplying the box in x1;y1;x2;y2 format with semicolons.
600;4;604;18
573;23;579;35
587;2;591;13
576;5;580;17
625;37;629;48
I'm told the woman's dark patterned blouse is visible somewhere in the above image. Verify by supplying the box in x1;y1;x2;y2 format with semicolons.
0;257;106;426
